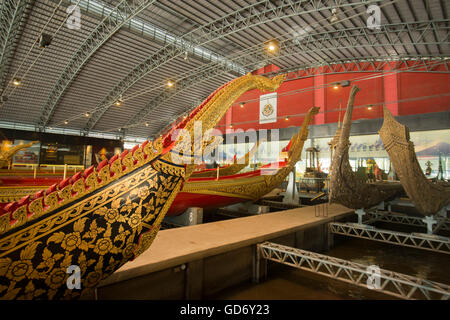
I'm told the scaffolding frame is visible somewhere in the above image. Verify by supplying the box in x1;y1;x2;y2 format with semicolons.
258;242;450;300
329;222;450;254
363;211;450;233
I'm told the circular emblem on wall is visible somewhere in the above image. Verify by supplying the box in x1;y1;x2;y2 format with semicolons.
262;103;274;117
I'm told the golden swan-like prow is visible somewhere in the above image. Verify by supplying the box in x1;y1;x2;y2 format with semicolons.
0;73;286;300
328;86;403;209
379;106;450;216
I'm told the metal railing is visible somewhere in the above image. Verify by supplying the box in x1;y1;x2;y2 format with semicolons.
258;242;450;300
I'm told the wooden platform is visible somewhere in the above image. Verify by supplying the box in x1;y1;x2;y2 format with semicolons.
100;203;353;288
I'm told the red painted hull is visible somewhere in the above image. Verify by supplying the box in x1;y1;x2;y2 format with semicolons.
167;192;247;216
0;177;62;186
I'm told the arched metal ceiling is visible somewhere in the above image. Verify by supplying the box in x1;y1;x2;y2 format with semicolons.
0;0;448;142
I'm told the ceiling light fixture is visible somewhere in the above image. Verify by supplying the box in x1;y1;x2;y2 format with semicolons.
266;39;279;54
240;103;245;108
12;78;21;86
145;122;149;127
167;80;175;88
64;120;69;125
85;112;91;117
330;8;339;23
115;96;123;106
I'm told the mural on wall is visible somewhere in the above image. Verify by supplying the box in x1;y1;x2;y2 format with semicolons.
12;140;40;164
300;129;450;177
217;129;450;179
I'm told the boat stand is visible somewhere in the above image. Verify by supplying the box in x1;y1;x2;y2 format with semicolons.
256;242;450;300
354;202;385;225
363;201;450;235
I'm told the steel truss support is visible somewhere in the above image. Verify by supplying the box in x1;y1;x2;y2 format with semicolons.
258;242;450;300
329;222;450;254
122;19;449;133
84;0;382;131
0;0;31;93
117;63;238;132
282;20;449;57
37;0;159;129
363;211;450;233
274;56;450;81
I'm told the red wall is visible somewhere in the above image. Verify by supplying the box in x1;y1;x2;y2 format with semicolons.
216;69;449;132
399;73;449;115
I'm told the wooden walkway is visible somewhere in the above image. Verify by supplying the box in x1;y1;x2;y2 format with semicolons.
100;203;353;287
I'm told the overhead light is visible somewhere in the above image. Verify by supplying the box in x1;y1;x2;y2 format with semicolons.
145;122;149;127
64;120;69;125
368;105;373;110
240;103;245;108
12;78;22;86
330;8;339;23
266;39;279;54
229;124;233;128
85;112;91;117
184;51;189;61
39;33;52;48
115;96;123;106
285;116;289;121
167;80;175;88
333;83;339;89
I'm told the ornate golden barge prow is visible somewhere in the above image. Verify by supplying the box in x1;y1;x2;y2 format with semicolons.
0;141;38;168
328;86;403;209
180;106;319;201
379;106;450;216
0;73;285;299
191;140;261;178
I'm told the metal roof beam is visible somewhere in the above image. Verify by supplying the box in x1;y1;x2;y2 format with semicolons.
0;0;32;95
36;0;159;129
83;0;383;132
120;20;449;133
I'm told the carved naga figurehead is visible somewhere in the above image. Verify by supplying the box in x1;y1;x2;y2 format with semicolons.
160;73;287;171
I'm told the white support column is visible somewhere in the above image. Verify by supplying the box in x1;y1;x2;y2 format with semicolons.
355;208;366;225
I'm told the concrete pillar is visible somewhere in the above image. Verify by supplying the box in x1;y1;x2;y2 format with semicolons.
252;245;267;284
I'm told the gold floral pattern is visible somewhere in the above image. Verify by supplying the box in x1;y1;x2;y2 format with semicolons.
0;74;286;299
